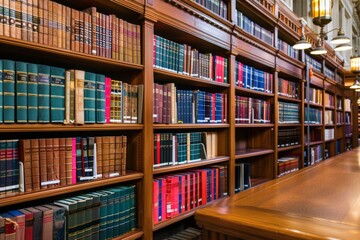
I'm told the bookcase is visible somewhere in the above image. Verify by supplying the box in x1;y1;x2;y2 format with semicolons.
0;0;357;239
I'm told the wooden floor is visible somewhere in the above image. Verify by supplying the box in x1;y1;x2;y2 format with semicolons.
195;147;360;240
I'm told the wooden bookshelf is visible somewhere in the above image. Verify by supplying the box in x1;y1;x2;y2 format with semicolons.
0;0;356;239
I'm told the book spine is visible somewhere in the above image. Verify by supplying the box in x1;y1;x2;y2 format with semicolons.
3;60;15;123
0;61;2;123
84;72;96;123
50;67;65;123
104;77;111;124
15;61;28;123
95;137;103;178
3;0;10;37
58;138;66;186
74;70;85;124
71;137;76;184
95;74;105;123
37;65;50;123
27;63;38;123
19;139;32;192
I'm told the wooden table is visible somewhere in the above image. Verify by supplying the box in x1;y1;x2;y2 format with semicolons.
195;148;360;240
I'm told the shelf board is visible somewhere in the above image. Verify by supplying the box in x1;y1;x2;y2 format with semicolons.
304;124;323;127
113;229;144;240
235;87;274;98
304;102;323;108
153;156;229;175
278;95;301;103
0;124;144;133
336;123;344;126
325;124;335;127
277;145;301;152
336;109;343;112
154;68;230;89
154;124;229;129
235;149;274;159
0;171;143;207
278;123;302;127
306;141;323;146
235;123;274;128
325;106;335;110
325;139;335;143
0;36;143;72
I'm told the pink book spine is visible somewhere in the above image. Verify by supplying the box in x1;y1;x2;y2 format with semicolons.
72;138;77;184
105;77;111;123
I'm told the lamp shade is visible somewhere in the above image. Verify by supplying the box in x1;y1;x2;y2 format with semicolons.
310;40;327;55
350;77;360;89
293;35;312;50
351;55;360;74
334;43;352;52
312;0;332;27
330;29;350;44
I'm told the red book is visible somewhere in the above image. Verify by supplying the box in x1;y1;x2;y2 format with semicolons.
152;180;159;224
166;175;179;218
34;206;53;240
105;77;111;123
71;138;77;184
160;178;167;221
185;174;190;211
179;174;186;213
194;170;207;205
19;209;34;240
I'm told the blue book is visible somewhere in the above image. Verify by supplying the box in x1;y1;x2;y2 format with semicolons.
27;63;38;123
38;65;50;123
16;61;28;123
50;67;65;123
43;204;66;240
0;141;6;191
2;60;15;123
95;74;105;123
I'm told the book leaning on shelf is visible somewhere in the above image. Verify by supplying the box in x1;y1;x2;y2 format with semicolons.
0;185;136;240
0;135;127;195
0;59;144;124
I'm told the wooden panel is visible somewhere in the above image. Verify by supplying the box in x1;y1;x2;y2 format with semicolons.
276;53;303;79
196;149;360;240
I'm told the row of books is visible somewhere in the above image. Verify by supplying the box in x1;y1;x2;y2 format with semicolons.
304;145;323;166
235;61;273;93
324;110;334;125
153;83;227;124
337;111;344;124
324;92;335;107
0;59;143;124
306;87;323;105
278;101;300;124
193;0;228;18
234;163;251;193
277;38;299;60
237;11;274;46
235;96;271;124
153;35;228;83
344;98;351;112
0;135;127;195
154;132;218;168
306;54;322;73
0;2;141;63
278;78;298;99
345;112;351;124
305;108;322;124
1;185;136;240
277;156;299;177
152;165;228;224
345;125;352;136
324;128;335;141
278;128;300;148
325;66;335;81
164;227;201;240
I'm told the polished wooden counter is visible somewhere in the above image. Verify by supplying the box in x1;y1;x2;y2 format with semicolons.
195;148;360;240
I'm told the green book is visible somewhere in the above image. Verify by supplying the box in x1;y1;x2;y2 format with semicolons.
50;67;65;123
96;191;108;239
95;74;105;123
3;59;15;123
38;65;50;123
84;193;100;240
16;61;28;123
69;197;86;239
108;188;122;237
0;60;3;123
54;199;78;240
84;72;96;123
75;195;93;240
100;190;115;239
129;185;136;231
27;63;38;123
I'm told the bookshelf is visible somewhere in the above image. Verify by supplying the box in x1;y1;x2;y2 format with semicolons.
0;0;357;239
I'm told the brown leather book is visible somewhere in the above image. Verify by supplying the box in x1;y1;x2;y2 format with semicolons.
14;0;21;39
37;0;44;44
3;0;10;37
108;136;116;176
119;18;124;61
52;1;58;48
70;8;78;52
26;0;32;42
82;7;97;55
20;139;32;192
32;0;39;43
30;139;40;191
65;138;73;185
43;0;49;46
102;136;110;178
38;138;47;189
122;135;127;176
45;138;54;188
83;10;90;54
47;0;53;47
114;136;122;175
79;11;84;53
52;138;60;186
95;136;103;178
110;14;117;60
34;206;53;240
75;70;85;124
65;6;71;50
58;138;67;186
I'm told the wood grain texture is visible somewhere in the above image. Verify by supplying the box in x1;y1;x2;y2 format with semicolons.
196;148;360;240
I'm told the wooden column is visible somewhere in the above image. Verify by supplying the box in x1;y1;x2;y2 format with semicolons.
228;53;236;195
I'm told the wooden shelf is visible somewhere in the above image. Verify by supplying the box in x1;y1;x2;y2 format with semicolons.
325;106;335;110
0;124;144;133
235;124;274;128
278;95;301;103
305;102;323;108
153;157;229;175
325;124;335;127
235;87;274;98
325;139;335;143
154;68;230;89
0;171;143;207
277;145;301;152
154;124;229;129
306;141;323;146
278;123;301;127
113;229;144;240
235;149;274;159
305;123;323;127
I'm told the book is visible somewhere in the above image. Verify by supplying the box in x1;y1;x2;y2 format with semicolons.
43;204;66;240
19;139;32;192
27;63;38;123
3;59;15;123
95;74;105;123
50;67;65;123
15;61;28;123
84;72;96;123
18;209;34;240
75;70;85;124
24;207;42;240
34;206;53;240
53;199;78;240
38;65;51;123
